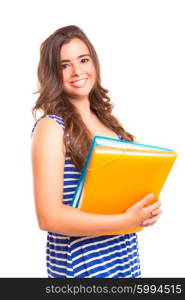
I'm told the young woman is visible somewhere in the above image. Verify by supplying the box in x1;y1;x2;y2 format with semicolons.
31;25;161;278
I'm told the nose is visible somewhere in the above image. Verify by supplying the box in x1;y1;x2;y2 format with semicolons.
71;62;83;76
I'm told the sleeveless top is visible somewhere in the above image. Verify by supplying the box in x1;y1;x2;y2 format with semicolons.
31;114;141;278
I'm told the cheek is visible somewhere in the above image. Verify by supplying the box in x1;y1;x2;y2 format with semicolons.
86;64;96;79
62;70;71;83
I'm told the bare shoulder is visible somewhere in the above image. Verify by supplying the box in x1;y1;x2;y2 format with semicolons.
31;116;64;145
31;115;66;176
32;116;66;154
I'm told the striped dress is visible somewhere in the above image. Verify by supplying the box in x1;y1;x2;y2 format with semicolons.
31;114;141;278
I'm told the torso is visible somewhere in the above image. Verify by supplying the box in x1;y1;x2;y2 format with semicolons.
84;113;119;140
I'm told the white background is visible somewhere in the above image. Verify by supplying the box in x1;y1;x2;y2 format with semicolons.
0;0;184;277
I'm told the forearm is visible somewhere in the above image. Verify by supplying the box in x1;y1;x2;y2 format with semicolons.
39;204;133;236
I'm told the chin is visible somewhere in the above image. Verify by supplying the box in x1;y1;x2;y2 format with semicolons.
64;88;92;98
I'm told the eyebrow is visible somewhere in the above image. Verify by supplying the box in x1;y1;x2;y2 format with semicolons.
61;54;91;63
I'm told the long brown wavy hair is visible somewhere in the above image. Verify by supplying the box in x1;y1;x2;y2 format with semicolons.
32;25;135;171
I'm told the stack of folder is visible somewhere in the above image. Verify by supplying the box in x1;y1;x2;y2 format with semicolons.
70;136;178;236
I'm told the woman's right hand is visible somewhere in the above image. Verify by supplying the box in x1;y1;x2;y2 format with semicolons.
125;193;162;228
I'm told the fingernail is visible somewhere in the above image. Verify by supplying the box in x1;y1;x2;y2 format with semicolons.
147;193;154;199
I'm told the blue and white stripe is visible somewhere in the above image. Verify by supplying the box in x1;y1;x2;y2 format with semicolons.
32;114;141;278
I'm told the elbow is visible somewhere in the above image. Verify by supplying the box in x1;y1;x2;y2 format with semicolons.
37;211;58;232
39;222;47;231
37;216;48;231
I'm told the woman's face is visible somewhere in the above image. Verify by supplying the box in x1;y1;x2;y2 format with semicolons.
60;38;96;100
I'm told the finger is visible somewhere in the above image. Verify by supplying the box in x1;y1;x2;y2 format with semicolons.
142;215;160;226
148;199;161;211
152;208;162;216
138;193;154;207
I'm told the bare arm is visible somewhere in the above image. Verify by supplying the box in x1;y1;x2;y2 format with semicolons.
31;117;161;236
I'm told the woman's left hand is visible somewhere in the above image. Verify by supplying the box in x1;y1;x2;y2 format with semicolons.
142;197;162;227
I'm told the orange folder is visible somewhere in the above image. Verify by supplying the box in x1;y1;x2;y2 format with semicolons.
70;136;178;236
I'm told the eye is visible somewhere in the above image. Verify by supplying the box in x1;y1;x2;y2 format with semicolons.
81;58;89;63
61;64;69;69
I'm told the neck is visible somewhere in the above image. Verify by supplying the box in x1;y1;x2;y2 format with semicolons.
69;97;93;121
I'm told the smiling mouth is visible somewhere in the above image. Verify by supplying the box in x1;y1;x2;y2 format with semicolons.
70;78;88;88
